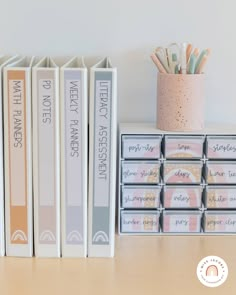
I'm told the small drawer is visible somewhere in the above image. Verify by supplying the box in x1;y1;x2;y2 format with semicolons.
121;185;161;208
162;211;202;233
120;211;160;233
122;135;162;159
206;136;236;159
165;135;204;159
163;186;203;209
204;211;236;233
163;161;203;184
206;162;236;184
121;161;160;184
205;186;236;209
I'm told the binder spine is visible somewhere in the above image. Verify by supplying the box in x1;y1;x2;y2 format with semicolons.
0;67;5;256
33;69;60;257
61;68;87;257
4;69;33;257
89;68;117;257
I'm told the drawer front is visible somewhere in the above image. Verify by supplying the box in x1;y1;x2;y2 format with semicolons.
165;136;204;159
121;211;160;233
207;136;236;159
121;186;161;208
122;135;161;159
205;187;236;208
204;212;236;233
206;162;236;184
121;161;160;184
162;212;202;233
164;161;202;184
163;186;202;208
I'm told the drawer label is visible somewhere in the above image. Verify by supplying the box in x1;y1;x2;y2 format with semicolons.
122;187;160;208
164;187;202;208
121;213;159;233
164;162;202;184
204;214;236;232
163;214;201;232
122;136;161;159
122;162;159;184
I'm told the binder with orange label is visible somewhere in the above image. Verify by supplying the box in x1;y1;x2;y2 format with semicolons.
4;57;35;257
0;56;18;256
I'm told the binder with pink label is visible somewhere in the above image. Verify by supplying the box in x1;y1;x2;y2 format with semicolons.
60;57;87;257
33;57;60;257
4;57;35;257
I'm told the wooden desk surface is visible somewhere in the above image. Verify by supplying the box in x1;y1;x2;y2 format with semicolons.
0;235;235;294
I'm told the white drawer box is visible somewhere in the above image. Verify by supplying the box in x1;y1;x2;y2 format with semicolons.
122;135;162;159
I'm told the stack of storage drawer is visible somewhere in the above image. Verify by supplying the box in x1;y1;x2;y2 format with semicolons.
119;123;236;235
204;136;236;233
120;135;162;234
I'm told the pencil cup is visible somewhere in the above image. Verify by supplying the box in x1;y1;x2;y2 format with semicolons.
157;74;205;131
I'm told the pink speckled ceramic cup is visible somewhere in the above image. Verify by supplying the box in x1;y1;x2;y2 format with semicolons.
157;74;205;131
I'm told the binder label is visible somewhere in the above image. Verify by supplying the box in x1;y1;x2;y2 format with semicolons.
37;71;57;245
8;71;28;244
92;72;112;245
64;70;84;244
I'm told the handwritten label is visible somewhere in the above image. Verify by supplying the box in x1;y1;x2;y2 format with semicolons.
164;162;202;184
122;187;160;208
163;214;201;232
206;188;236;208
121;213;159;233
122;136;161;159
205;214;236;232
165;137;203;159
122;162;159;184
207;163;236;184
207;137;236;159
164;187;202;208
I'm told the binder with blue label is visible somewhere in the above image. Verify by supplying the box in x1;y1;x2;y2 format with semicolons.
88;58;117;257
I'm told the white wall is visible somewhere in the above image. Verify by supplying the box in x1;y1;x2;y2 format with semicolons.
1;0;236;124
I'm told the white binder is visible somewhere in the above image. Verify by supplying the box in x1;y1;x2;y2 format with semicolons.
88;57;117;257
60;57;88;257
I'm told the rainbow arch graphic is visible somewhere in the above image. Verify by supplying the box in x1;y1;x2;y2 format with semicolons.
92;231;109;243
39;230;56;242
11;230;27;242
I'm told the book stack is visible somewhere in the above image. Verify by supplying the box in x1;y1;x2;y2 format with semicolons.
0;55;117;258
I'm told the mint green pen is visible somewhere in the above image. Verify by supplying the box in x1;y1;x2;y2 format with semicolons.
171;53;178;74
188;54;197;74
